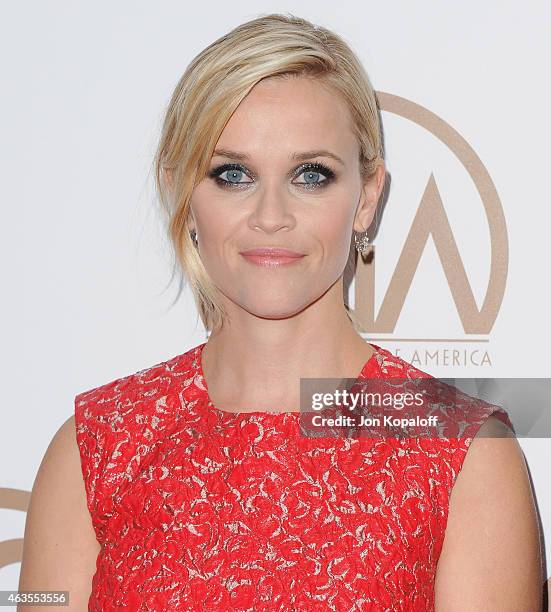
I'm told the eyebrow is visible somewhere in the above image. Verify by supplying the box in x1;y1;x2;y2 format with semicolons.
212;148;345;166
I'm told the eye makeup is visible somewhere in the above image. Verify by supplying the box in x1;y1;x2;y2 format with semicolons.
208;161;337;191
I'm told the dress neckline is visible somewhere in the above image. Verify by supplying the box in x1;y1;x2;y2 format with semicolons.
194;341;383;417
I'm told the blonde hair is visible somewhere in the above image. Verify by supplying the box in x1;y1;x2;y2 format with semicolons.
153;12;383;333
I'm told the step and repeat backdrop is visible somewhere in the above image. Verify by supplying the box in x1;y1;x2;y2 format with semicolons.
2;1;549;607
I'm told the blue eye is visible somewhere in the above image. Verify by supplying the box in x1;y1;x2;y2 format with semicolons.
208;161;336;190
294;164;334;188
298;170;322;184
210;164;254;187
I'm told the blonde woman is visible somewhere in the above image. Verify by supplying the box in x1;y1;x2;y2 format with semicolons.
19;13;541;611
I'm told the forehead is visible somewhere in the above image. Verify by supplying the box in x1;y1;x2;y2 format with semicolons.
216;76;358;160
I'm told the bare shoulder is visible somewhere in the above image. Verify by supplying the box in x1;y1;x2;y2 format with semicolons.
434;415;543;611
18;414;100;610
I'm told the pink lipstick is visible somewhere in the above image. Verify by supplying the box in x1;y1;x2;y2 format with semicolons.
239;247;305;268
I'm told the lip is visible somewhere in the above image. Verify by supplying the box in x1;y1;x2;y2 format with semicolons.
240;248;304;257
240;247;306;268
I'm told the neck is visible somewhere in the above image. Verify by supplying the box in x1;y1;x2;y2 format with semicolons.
199;286;376;413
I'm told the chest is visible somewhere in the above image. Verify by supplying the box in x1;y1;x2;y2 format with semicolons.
95;433;443;609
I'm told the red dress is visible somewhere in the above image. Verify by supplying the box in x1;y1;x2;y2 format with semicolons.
74;342;513;611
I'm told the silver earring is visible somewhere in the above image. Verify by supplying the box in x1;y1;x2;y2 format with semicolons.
189;229;198;247
354;230;370;253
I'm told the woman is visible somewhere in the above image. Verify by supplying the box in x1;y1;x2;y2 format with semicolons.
19;13;542;611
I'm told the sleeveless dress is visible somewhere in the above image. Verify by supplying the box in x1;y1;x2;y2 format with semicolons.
74;342;513;611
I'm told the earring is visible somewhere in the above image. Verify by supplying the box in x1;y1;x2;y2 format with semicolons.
189;229;198;247
354;230;370;253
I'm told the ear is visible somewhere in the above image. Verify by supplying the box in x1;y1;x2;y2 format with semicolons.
353;161;386;233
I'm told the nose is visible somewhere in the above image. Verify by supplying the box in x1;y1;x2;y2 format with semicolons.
247;180;296;235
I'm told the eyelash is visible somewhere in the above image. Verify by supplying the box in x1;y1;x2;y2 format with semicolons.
208;162;337;191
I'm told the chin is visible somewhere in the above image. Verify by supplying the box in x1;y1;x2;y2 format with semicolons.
240;299;311;320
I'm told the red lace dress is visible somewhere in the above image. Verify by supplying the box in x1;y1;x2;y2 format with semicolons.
74;342;513;611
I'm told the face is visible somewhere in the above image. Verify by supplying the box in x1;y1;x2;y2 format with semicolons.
189;75;385;321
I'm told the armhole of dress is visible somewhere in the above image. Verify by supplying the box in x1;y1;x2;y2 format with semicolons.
74;391;105;544
450;402;515;486
436;403;515;559
462;403;516;449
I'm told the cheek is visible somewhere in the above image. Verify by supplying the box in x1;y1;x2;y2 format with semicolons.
314;204;356;257
196;223;230;274
190;189;228;260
